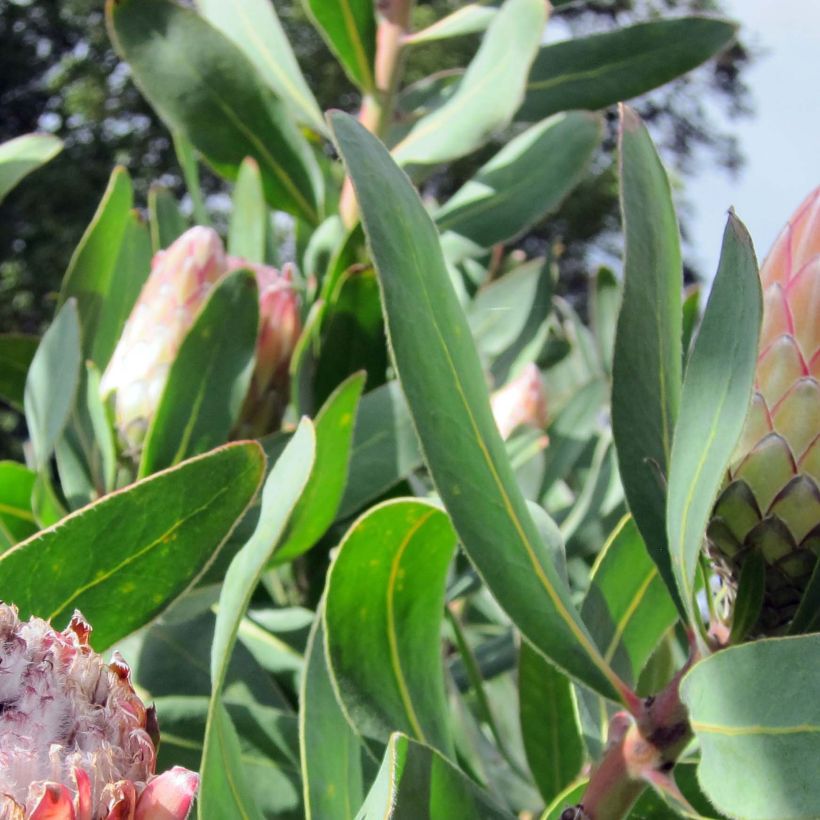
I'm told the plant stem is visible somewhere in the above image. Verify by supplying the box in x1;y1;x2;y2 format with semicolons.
339;0;414;227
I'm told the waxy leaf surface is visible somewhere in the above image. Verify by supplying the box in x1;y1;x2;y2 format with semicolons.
0;132;62;203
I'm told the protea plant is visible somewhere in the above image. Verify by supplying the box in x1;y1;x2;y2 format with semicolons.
707;185;819;636
0;603;198;820
490;363;549;440
100;226;301;454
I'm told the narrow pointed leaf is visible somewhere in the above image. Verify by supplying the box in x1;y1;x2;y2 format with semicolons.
0;133;62;203
330;111;623;703
612;106;683;616
520;17;737;121
325;499;457;755
435;112;601;261
357;733;514;819
680;634;820;819
107;0;323;223
197;0;326;134
228;157;267;261
666;213;761;620
58;166;133;360
24;300;81;470
148;185;188;252
392;0;546;167
173;131;209;226
0;442;264;649
581;516;677;686
303;0;376;92
0;334;38;411
0;462;38;549
405;1;501;45
139;269;259;476
300;605;364;820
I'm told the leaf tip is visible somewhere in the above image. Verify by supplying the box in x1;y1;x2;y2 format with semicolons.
619;104;641;134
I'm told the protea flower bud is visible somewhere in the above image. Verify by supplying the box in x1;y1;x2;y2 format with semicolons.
490;363;548;440
0;603;198;819
707;186;820;635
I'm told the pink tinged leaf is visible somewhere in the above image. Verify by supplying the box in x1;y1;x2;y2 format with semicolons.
71;769;92;820
134;768;200;820
27;783;76;820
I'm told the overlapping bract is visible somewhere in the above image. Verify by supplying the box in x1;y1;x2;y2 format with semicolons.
0;604;198;820
707;186;820;633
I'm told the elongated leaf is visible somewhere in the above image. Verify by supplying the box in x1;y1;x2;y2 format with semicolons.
435;112;601;261
228;157;267;261
667;213;760;620
680;634;820;819
338;380;422;519
581;516;678;686
405;1;500;45
0;133;62;203
0;334;38;411
84;363;116;493
173;131;209;226
519;17;737;121
148;184;187;252
519;640;584;804
58;166;133;361
325;500;457;755
357;733;514;819
271;372;364;565
200;422;314;818
24;300;81;470
300;605;364;820
0;442;264;649
330;111;624;703
139;269;259;476
0;462;38;549
303;0;376;92
392;0;546;167
197;0;326;134
107;0;323;223
612;106;683;615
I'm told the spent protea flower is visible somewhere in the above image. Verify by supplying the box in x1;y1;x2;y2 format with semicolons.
0;603;198;820
707;186;820;635
100;227;301;453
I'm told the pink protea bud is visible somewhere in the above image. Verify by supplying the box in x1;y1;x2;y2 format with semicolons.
0;604;198;820
100;226;226;453
490;363;549;440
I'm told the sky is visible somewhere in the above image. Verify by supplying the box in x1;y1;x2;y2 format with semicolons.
687;0;820;277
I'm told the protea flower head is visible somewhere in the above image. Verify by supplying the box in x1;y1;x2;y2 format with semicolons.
707;186;820;636
0;603;198;819
100;227;301;453
490;363;548;440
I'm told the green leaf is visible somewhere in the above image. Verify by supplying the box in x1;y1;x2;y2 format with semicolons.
357;733;515;819
0;442;264;649
200;422;314;817
392;0;546;167
518;640;584;804
299;605;365;820
148;184;188;252
139;269;259;476
519;17;737;121
58;166;133;362
435;112;601;261
728;549;765;644
0;133;62;204
228;157;267;261
404;1;500;45
680;634;820;819
666;213;760;621
302;0;376;92
611;106;683;616
173;131;209;226
0;462;38;549
590;267;620;374
24;300;82;470
270;372;364;565
338;380;422;519
581;516;678;687
325;499;457;755
330;111;624;703
197;0;326;135
0;334;38;411
84;362;117;493
107;0;323;223
94;211;152;371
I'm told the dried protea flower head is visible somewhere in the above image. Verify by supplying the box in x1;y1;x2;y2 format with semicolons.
100;226;301;453
490;363;549;440
707;185;820;636
0;603;198;820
